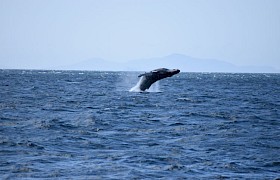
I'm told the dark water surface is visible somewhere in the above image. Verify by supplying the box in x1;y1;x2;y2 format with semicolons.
0;70;279;179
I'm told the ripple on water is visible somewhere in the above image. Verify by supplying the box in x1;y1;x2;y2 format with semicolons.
0;70;279;179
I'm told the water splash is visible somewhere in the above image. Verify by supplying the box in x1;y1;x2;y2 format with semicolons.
116;72;161;92
116;72;139;92
147;81;161;92
129;76;144;92
129;77;161;92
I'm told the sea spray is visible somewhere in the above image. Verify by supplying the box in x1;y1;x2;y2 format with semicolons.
129;77;161;92
116;72;139;92
129;76;144;92
147;81;161;92
116;71;161;92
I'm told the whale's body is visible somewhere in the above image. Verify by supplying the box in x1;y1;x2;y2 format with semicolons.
136;68;180;91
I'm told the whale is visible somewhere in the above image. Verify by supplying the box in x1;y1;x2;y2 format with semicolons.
135;68;180;91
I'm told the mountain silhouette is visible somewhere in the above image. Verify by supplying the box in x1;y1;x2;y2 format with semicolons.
58;54;279;73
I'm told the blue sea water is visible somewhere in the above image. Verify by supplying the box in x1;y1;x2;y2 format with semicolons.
0;69;279;179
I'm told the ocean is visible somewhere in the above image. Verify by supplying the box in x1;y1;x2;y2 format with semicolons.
0;69;279;179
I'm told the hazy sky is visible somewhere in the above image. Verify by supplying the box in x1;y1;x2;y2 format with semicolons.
0;0;280;69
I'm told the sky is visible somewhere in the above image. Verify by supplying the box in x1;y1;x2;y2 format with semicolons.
0;0;280;70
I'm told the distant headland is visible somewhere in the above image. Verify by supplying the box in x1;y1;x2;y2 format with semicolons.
55;54;279;73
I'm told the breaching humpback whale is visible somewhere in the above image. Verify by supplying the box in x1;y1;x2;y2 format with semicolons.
136;68;180;91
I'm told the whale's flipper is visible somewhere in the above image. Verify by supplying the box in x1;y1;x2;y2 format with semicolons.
138;73;147;77
138;72;153;77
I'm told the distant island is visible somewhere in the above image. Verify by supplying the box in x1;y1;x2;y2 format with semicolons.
55;54;279;73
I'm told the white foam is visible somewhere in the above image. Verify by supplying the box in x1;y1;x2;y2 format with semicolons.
129;77;161;92
147;81;161;92
115;72;139;92
129;76;144;92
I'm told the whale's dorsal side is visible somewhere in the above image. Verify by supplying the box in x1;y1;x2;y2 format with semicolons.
135;68;180;91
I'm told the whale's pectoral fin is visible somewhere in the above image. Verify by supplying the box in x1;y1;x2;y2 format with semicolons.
138;73;145;77
138;72;152;77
